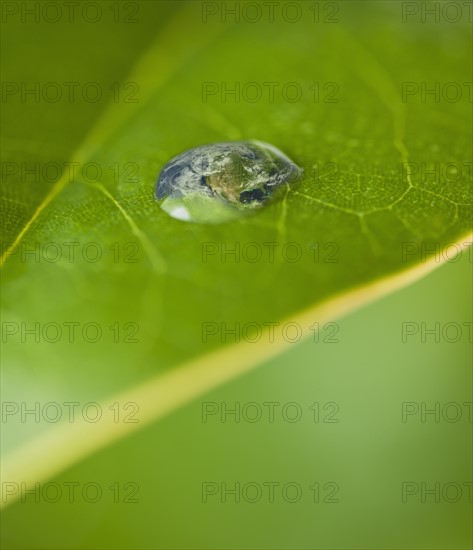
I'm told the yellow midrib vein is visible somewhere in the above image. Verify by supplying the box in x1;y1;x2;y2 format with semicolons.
1;235;472;509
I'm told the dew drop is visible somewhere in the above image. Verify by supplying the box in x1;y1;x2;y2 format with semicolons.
155;141;302;223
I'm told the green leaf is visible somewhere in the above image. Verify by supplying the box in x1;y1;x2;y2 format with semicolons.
1;0;471;541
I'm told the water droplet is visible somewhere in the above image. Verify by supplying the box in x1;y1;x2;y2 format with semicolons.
155;141;302;223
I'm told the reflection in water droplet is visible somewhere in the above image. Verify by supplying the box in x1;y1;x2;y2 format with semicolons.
155;141;302;223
